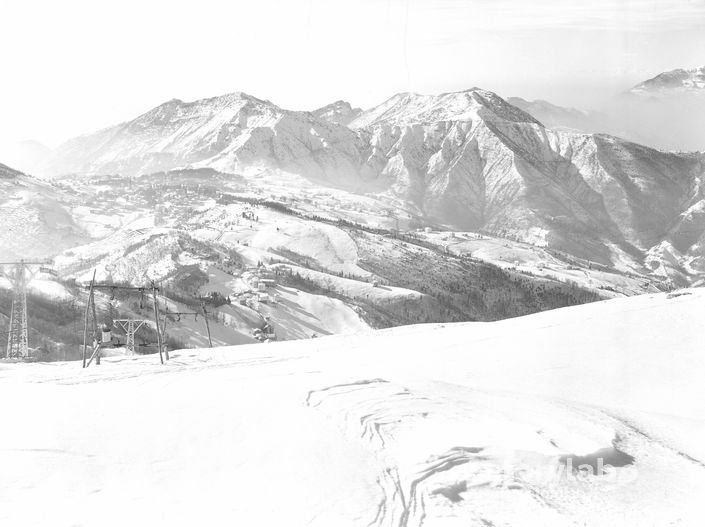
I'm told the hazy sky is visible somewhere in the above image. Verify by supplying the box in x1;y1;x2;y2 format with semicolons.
1;0;704;151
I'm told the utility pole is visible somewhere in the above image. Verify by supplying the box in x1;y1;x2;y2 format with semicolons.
0;260;50;359
151;282;164;362
196;297;214;348
82;271;101;367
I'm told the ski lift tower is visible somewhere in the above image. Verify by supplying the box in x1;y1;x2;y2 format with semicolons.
114;319;147;354
0;260;52;358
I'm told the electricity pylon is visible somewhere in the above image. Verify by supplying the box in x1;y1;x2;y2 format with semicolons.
0;260;49;359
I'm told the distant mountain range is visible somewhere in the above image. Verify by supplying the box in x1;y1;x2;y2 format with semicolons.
513;66;705;152
30;80;705;279
630;66;705;94
506;97;611;135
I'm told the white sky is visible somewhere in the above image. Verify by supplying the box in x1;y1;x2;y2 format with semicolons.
1;0;704;150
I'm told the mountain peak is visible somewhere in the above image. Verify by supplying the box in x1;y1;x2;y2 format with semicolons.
350;88;542;129
311;100;362;126
202;91;274;106
124;91;283;134
630;66;705;94
143;92;277;115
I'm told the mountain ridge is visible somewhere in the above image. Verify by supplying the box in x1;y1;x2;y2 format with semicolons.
36;87;705;281
311;100;362;126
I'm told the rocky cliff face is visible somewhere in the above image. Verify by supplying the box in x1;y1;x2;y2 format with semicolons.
311;100;362;126
349;89;705;266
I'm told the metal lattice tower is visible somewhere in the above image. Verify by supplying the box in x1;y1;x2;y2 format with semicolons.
6;266;29;358
1;260;52;359
114;319;146;354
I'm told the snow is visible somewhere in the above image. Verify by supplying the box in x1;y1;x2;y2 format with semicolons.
1;288;704;526
0;277;71;301
198;205;372;278
417;231;659;296
0;174;85;261
258;285;371;338
198;265;372;339
29;85;705;284
26;279;74;301
275;264;424;303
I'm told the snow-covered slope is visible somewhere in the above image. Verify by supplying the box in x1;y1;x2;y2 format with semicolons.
353;89;541;128
0;162;85;260
2;288;704;526
42;92;367;186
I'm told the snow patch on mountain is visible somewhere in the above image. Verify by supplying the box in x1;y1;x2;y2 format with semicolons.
350;88;542;129
42;92;368;188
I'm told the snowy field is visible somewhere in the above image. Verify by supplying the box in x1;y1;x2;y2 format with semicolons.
1;288;704;526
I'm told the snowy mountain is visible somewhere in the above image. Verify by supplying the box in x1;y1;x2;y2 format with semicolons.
2;288;704;526
630;66;705;95
42;92;368;187
510;68;705;152
311;99;362;126
600;66;705;151
349;89;705;272
39;88;705;277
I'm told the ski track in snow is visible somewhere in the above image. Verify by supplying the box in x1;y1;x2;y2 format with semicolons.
2;289;705;526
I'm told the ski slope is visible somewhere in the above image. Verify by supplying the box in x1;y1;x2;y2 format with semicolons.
1;288;704;526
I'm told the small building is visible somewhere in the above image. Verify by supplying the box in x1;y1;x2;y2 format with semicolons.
259;278;276;288
101;326;112;346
